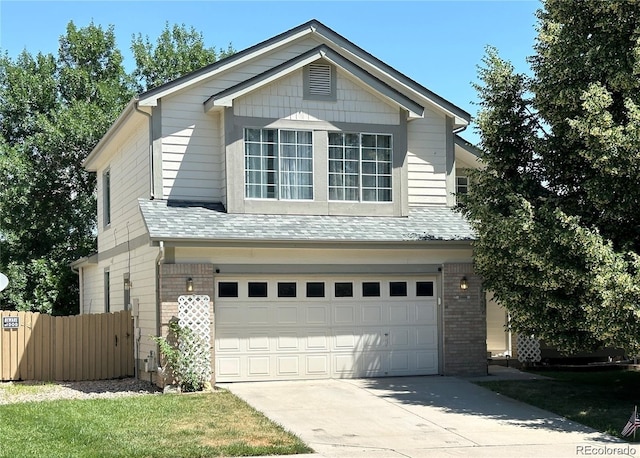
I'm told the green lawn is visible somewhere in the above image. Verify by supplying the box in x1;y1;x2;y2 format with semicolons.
477;369;640;439
0;390;312;457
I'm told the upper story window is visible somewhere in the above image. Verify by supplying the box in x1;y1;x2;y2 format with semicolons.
245;128;313;200
456;176;469;195
103;169;111;227
328;132;392;202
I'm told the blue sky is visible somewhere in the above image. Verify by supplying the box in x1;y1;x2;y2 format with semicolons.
0;0;541;144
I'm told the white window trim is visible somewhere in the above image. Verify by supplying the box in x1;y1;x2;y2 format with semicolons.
244;128;315;201
328;132;393;203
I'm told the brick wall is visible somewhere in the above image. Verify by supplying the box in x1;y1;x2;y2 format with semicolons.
442;263;487;376
159;263;215;385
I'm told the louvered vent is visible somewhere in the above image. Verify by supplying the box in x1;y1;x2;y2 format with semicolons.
308;64;332;96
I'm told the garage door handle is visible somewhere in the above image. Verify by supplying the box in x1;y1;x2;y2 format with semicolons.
384;333;389;346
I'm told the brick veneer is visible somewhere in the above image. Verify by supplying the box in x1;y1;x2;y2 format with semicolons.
442;263;487;376
159;263;216;385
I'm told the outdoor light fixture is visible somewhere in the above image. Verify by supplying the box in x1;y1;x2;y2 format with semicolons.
460;277;469;291
123;274;131;290
186;278;194;293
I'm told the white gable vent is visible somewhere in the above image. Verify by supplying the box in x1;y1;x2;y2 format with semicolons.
308;63;332;96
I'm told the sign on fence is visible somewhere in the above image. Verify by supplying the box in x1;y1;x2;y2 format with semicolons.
2;316;19;329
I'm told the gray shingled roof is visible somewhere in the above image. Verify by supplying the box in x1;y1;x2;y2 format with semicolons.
138;199;476;243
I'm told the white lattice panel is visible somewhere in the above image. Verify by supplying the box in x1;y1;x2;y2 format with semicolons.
178;295;212;380
517;335;541;363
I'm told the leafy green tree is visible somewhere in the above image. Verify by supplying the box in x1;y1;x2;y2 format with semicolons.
1;20;233;314
461;0;640;354
0;22;134;314
131;22;234;91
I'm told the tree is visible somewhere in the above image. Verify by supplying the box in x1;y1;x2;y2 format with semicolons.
131;22;234;91
460;0;640;354
0;22;134;314
0;20;233;314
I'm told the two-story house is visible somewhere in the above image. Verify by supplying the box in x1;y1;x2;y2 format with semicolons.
73;20;489;383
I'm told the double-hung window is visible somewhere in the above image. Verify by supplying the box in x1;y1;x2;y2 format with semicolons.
244;128;313;200
328;132;392;202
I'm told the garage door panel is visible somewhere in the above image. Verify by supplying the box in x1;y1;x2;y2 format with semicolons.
276;306;299;325
276;356;299;376
334;304;356;324
416;302;437;323
416;325;438;347
334;353;357;377
389;304;411;324
216;332;241;351
306;305;329;325
277;333;299;351
334;329;358;350
306;331;329;350
416;351;438;372
248;356;270;376
389;327;410;347
361;304;383;324
216;305;243;324
305;355;329;375
247;306;270;325
248;334;270;351
217;357;241;378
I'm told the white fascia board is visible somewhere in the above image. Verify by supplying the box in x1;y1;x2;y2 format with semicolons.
137;27;315;107
83;98;143;171
207;51;325;109
205;45;424;119
311;33;470;127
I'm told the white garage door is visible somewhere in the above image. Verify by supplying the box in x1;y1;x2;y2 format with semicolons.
214;275;439;382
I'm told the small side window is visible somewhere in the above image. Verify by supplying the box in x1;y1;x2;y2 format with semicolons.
335;282;353;298
306;282;325;298
103;169;111;227
417;282;434;297
278;282;297;298
390;281;407;297
248;282;268;298
218;282;239;298
362;282;381;297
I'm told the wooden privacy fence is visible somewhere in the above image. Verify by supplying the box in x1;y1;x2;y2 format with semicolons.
0;310;134;382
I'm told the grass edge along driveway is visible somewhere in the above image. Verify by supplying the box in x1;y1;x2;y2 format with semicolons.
0;389;312;458
476;369;640;440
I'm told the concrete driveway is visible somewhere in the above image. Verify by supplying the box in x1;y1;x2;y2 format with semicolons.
219;369;626;457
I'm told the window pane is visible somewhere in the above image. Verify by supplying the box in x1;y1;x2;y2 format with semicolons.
329;188;343;200
417;282;434;297
306;282;325;298
245;129;260;142
362;189;376;201
280;130;296;143
378;189;392;201
377;135;391;148
328;132;343;145
219;282;239;298
362;134;376;147
263;129;277;143
362;282;381;297
248;282;268;297
278;282;297;298
345;133;359;146
335;282;353;297
390;281;407;297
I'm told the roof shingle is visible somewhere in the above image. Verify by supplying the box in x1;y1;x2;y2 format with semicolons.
139;199;476;243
